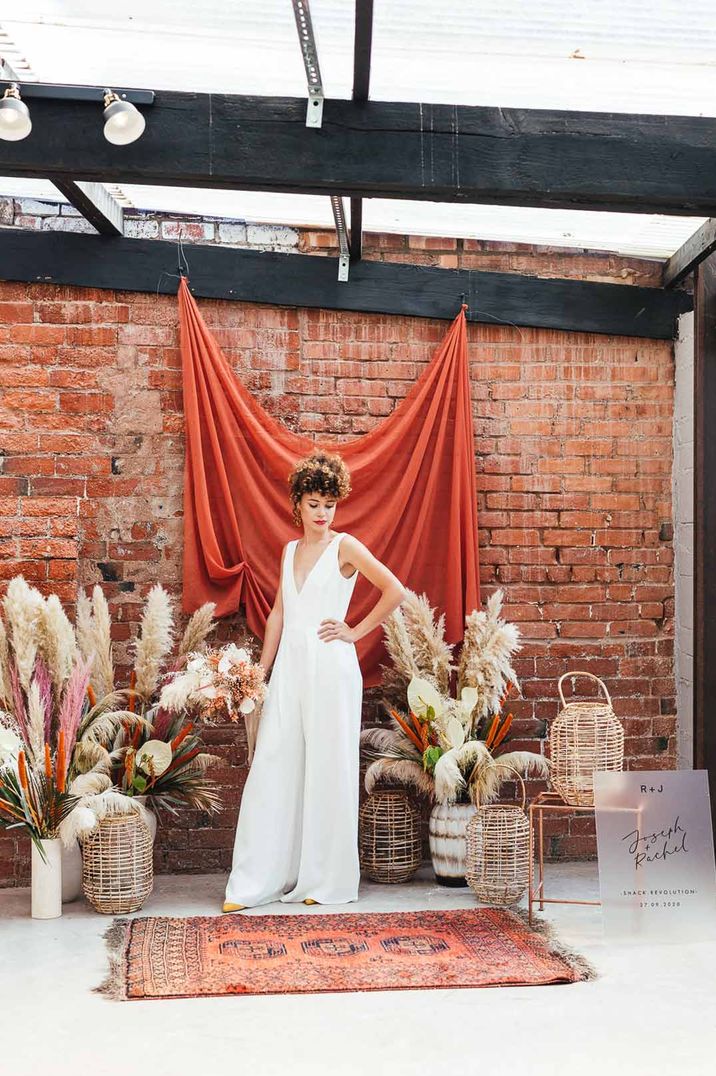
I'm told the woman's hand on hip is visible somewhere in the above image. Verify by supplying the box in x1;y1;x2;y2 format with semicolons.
317;619;355;643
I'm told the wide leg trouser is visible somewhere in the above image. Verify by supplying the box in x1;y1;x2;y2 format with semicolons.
224;630;362;907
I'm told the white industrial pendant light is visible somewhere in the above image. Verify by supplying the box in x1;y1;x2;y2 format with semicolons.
0;83;32;141
102;89;146;145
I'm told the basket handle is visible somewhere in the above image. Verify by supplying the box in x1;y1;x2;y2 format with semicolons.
558;671;612;709
500;765;527;812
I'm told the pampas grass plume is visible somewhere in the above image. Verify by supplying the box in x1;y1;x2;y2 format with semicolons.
133;585;174;699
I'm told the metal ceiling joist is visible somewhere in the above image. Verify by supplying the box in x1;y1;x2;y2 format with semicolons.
291;0;324;128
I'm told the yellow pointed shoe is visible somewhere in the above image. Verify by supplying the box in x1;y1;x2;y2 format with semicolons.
222;901;247;913
303;898;320;905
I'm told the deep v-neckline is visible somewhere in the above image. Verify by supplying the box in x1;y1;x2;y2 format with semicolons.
292;533;341;596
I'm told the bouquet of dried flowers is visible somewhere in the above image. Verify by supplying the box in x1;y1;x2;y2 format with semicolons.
0;576;164;851
67;583;226;826
0;575;224;850
361;588;549;805
158;642;266;762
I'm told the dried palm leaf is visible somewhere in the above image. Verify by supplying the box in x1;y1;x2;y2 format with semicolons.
72;740;112;775
491;750;550;786
364;758;435;799
133;584;174;699
434;739;493;805
359;726;420;762
79;707;151;747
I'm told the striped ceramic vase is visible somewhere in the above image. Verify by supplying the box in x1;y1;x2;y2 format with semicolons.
429;801;478;886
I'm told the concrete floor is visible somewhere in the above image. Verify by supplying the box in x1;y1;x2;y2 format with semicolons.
1;862;715;1076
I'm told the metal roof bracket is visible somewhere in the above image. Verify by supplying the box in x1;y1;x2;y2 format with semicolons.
291;0;324;128
331;196;350;282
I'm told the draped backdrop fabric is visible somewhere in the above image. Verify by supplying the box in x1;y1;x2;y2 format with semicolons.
179;277;480;688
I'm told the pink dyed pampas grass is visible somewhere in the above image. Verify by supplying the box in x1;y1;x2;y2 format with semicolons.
58;655;94;760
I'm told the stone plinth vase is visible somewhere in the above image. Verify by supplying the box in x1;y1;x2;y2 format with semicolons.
31;837;63;919
429;801;478;886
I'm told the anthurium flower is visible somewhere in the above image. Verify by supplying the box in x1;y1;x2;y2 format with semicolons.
407;676;444;721
135;739;173;776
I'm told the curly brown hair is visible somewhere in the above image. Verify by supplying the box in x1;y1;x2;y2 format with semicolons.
288;452;352;527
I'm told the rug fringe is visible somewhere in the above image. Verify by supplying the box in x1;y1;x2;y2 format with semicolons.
510;906;598;982
93;917;132;1000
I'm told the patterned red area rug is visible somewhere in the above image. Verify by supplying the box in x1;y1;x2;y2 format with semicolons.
97;908;594;1000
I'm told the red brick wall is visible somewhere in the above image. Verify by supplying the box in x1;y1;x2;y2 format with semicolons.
0;212;676;884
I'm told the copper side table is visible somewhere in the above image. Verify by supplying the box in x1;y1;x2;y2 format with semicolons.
528;791;601;924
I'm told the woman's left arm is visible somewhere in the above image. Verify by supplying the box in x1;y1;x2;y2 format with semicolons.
317;535;407;644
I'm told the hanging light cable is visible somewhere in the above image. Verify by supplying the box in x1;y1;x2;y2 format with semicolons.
0;83;32;141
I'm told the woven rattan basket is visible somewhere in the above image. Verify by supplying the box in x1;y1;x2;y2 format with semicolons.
359;789;423;883
81;812;153;914
550;671;624;807
465;774;531;905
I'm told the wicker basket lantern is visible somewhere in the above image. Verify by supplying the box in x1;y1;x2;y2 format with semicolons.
81;812;154;914
359;789;423;883
550;671;624;807
465;775;531;905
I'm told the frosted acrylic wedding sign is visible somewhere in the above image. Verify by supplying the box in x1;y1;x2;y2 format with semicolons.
594;771;716;943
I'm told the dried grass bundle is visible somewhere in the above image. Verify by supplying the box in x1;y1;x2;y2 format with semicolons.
90;586;114;697
0;616;10;707
401;591;454;693
457;590;521;728
177;603;217;661
25;679;46;767
40;595;77;697
2;577;43;690
133;585;174;700
379;589;454;712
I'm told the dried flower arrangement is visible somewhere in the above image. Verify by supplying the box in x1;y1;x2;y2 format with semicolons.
159;643;267;764
361;589;549;805
70;582;225;824
0;576;225;854
0;577;113;857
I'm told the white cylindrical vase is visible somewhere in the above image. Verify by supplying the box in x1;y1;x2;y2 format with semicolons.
31;838;62;919
61;839;83;903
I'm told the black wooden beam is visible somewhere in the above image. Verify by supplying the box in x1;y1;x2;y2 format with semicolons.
352;0;374;101
51;180;124;236
349;1;374;264
664;219;716;288
349;196;363;262
0;228;690;338
694;255;716;830
4;92;716;214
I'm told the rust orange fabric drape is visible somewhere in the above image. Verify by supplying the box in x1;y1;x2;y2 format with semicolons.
179;278;480;688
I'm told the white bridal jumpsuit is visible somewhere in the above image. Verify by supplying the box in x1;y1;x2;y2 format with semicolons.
225;531;363;906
